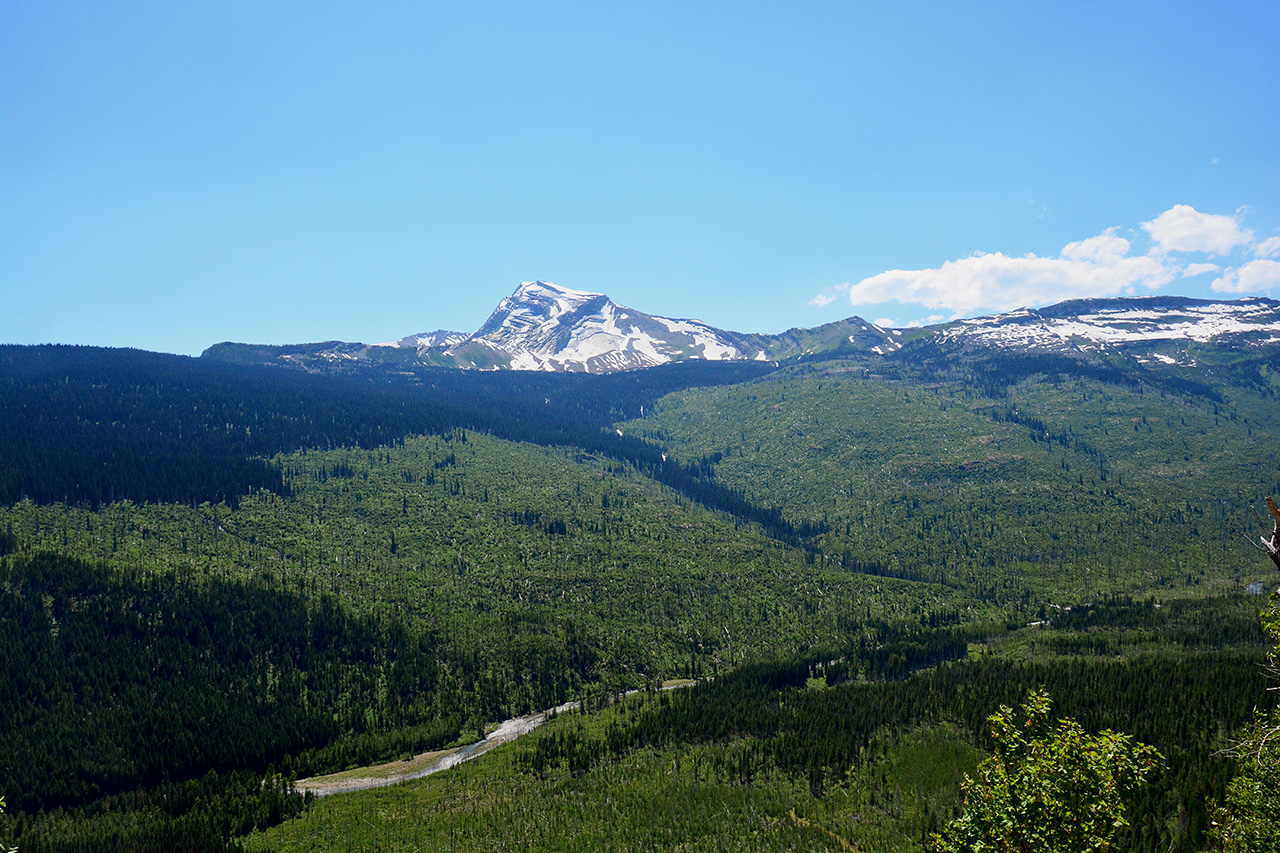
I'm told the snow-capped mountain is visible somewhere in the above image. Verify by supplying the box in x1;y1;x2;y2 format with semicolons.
393;280;904;372
937;296;1280;364
441;281;760;372
203;287;1280;375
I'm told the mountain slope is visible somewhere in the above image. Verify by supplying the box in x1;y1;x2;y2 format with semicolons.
448;280;760;372
936;296;1280;363
619;342;1280;599
204;286;1280;376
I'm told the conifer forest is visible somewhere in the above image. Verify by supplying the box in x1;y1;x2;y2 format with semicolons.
2;337;1279;852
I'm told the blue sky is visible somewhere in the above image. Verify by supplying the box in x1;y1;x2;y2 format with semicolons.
3;1;1278;355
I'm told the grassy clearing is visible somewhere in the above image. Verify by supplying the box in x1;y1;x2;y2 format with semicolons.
296;745;468;793
248;693;985;853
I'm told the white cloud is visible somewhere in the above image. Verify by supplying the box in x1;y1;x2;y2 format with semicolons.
873;316;944;328
846;237;1173;316
1141;204;1254;255
1060;228;1131;264
1211;259;1280;294
840;205;1275;318
1255;236;1280;259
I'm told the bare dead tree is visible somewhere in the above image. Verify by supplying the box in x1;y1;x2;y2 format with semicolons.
1236;497;1280;572
1263;497;1280;572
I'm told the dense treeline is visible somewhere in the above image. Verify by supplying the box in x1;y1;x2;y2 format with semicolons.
1;771;301;853
7;341;1268;575
515;599;1275;853
0;550;613;839
630;361;1275;600
2;430;906;689
0;346;454;506
0;345;793;536
243;595;1276;853
0;551;442;811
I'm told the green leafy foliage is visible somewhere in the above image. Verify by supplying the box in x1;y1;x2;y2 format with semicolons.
1210;594;1280;853
932;689;1161;853
1212;724;1280;853
0;796;14;853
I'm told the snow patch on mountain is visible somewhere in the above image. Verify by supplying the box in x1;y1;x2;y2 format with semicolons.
941;298;1280;357
368;286;1280;375
452;281;752;373
380;330;468;350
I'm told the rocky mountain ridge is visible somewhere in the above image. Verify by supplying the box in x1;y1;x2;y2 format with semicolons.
935;296;1280;367
202;283;1280;374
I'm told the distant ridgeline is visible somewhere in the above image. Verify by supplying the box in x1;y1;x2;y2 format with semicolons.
0;344;774;511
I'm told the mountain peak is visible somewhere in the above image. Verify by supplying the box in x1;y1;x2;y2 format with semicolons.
512;280;602;300
459;281;746;372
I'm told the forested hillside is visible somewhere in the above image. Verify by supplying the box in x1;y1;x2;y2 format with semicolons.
1;340;1277;851
624;355;1277;600
247;596;1276;853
